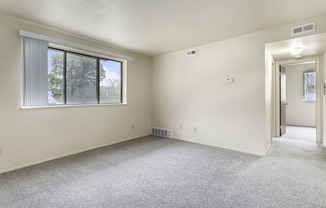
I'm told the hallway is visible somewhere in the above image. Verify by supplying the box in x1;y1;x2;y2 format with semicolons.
271;125;324;159
281;125;316;142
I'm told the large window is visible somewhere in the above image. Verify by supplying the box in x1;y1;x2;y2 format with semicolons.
48;48;123;105
22;34;127;107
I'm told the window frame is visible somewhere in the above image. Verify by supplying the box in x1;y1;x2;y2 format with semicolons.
302;71;316;102
48;47;124;106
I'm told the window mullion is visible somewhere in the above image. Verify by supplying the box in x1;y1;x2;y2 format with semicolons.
97;58;100;104
63;51;67;104
120;63;123;103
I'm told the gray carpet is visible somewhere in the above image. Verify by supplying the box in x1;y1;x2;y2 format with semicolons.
1;126;326;208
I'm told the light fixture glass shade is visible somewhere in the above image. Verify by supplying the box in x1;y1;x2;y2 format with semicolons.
290;47;303;55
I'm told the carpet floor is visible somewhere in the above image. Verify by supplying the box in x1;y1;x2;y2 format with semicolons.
1;126;326;208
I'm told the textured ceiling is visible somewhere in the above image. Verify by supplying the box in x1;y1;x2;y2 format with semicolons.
1;0;326;56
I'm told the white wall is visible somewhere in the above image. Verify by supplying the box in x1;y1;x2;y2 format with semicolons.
265;48;274;150
152;14;326;156
0;13;152;173
285;63;316;127
1;13;326;173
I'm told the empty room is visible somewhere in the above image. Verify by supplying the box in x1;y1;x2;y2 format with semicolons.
1;0;326;207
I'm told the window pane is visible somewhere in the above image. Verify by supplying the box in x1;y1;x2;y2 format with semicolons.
66;53;97;104
48;49;64;105
99;59;122;103
303;72;316;101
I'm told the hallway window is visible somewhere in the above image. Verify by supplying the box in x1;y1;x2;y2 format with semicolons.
303;71;316;102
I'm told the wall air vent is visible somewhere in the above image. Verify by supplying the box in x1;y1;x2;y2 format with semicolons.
152;127;172;138
291;23;315;36
186;49;197;56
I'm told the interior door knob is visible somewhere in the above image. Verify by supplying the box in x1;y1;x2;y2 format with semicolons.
284;102;288;105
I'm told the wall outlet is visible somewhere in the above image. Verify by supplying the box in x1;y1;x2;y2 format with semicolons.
180;125;183;129
0;146;3;155
193;127;197;133
132;125;135;130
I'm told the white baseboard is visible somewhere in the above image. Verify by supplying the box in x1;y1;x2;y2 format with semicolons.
286;124;316;128
0;134;150;174
264;142;272;156
173;137;266;157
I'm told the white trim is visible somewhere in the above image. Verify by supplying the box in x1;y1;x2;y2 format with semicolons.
264;141;272;156
273;57;323;142
173;137;266;156
0;134;149;174
19;30;132;61
20;103;128;110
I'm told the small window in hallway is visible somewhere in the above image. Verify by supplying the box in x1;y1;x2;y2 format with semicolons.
303;71;316;102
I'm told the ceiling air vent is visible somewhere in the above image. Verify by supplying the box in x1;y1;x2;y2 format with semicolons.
186;49;197;56
291;23;315;36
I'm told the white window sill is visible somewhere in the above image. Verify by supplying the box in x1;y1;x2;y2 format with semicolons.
20;103;127;110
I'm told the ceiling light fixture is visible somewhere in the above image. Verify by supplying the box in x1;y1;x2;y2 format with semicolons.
290;47;303;55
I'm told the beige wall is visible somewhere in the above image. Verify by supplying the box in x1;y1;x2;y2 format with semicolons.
324;52;326;146
0;13;152;173
285;63;316;127
152;14;326;156
152;34;266;155
264;48;274;150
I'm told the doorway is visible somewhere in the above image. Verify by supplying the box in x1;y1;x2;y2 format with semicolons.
274;57;321;143
279;61;317;141
265;32;326;148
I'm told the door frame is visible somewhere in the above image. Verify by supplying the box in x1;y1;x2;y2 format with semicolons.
279;66;287;136
273;56;323;142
